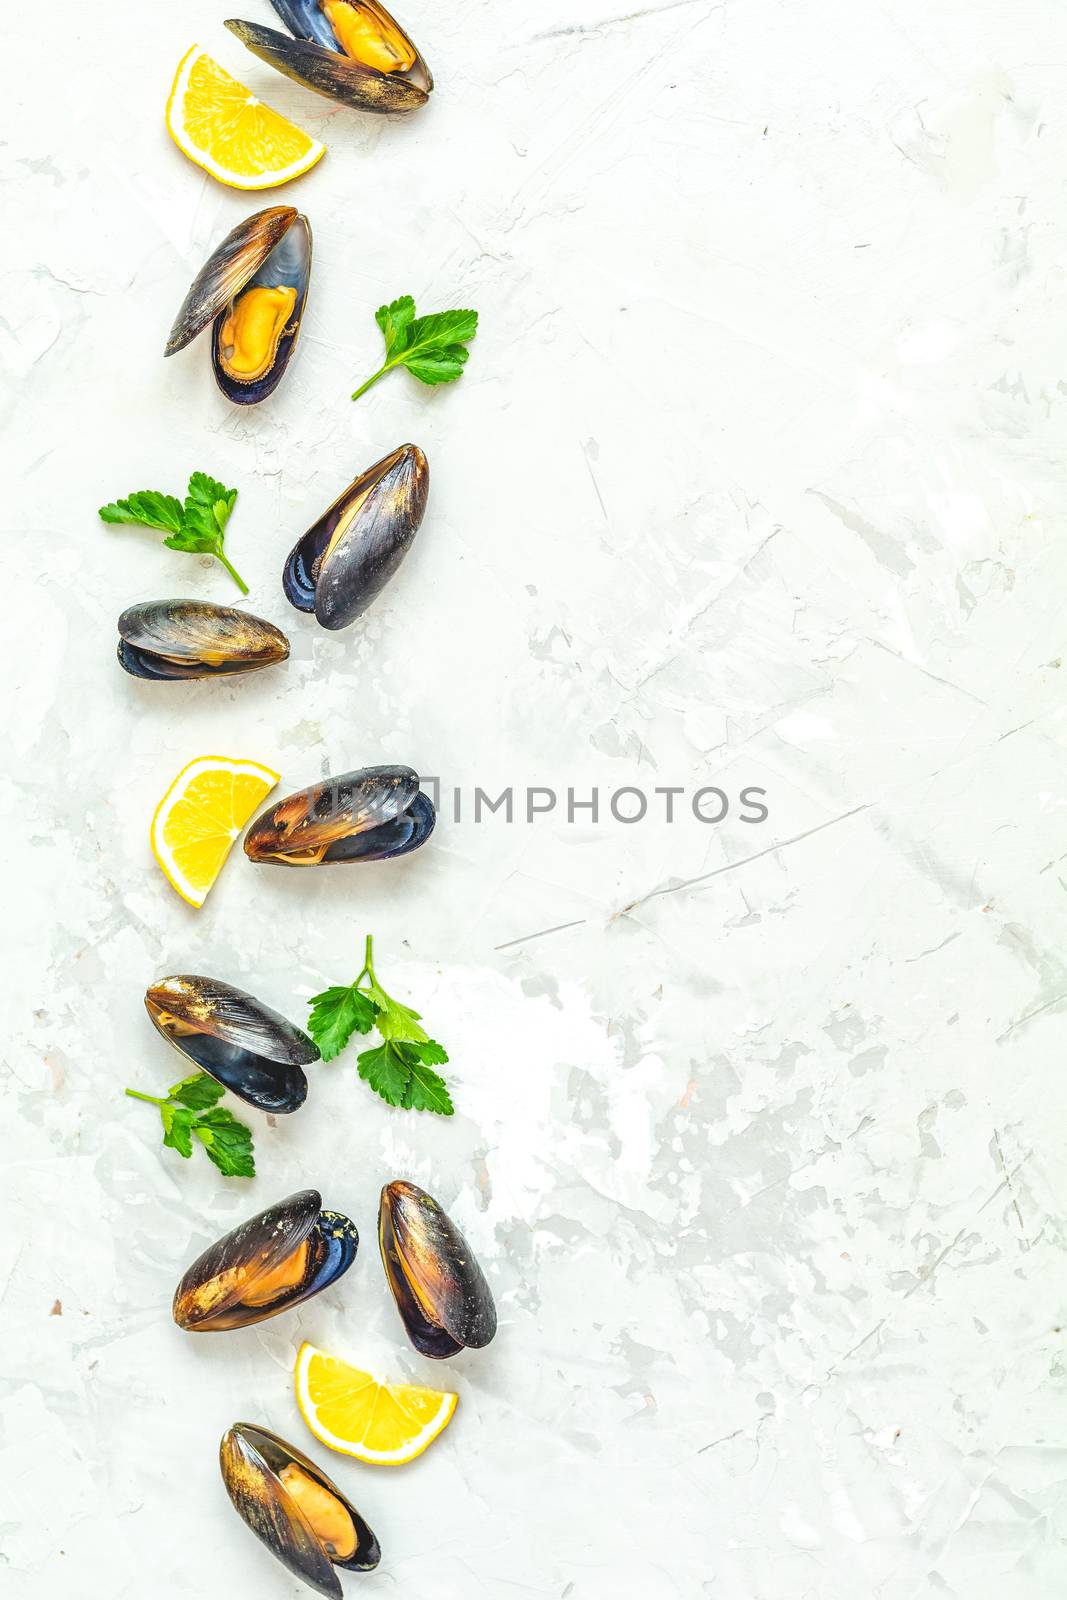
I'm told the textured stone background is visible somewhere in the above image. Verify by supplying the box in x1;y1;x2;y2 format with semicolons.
5;0;1067;1595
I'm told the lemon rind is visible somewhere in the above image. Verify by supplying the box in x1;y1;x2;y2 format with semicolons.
294;1342;458;1467
150;755;280;908
166;44;326;192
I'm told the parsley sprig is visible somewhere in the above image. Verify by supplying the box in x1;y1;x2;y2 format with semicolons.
351;295;478;402
99;471;248;594
125;1072;255;1177
307;935;454;1115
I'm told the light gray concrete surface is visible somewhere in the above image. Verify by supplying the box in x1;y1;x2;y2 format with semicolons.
5;1;1067;1595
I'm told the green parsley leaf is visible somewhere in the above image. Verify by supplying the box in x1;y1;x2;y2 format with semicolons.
162;523;219;555
160;1102;195;1158
352;294;478;401
98;471;248;594
405;1059;454;1115
193;1108;256;1178
169;1072;225;1111
356;1040;455;1115
125;1077;255;1176
99;490;185;535
357;1041;415;1106
368;980;428;1044
375;294;416;357
307;984;380;1061
413;1038;449;1066
403;348;471;386
309;935;455;1114
184;471;238;541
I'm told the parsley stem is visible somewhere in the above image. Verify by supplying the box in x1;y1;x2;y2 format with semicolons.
352;932;376;992
125;1088;164;1106
215;549;249;595
350;359;402;402
351;366;387;401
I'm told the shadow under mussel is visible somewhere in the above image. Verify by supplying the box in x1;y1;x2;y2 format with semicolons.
282;445;429;631
226;1;431;115
118;600;289;681
174;1189;358;1332
221;1422;380;1597
244;764;435;867
379;1180;497;1358
165;205;312;404
145;975;318;1113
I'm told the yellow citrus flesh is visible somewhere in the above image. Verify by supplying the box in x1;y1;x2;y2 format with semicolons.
151;756;279;908
166;45;326;190
295;1342;458;1466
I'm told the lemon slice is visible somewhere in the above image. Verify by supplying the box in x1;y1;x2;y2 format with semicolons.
295;1342;457;1466
151;755;279;908
166;45;326;190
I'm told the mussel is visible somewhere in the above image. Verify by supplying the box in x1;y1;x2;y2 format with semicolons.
165;206;312;404
117;600;289;680
174;1189;358;1331
244;765;435;867
145;975;318;1114
226;1;431;115
379;1180;497;1358
221;1423;380;1596
282;445;429;631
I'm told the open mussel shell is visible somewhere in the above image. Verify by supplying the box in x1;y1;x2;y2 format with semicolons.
145;975;318;1113
379;1181;497;1358
164;206;312;405
244;764;435;867
221;1423;380;1597
226;0;431;115
117;601;289;681
282;445;429;631
174;1189;358;1332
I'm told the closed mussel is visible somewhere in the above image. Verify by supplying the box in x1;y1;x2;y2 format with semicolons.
226;0;431;115
244;765;435;867
117;600;289;680
165;205;312;404
283;445;429;631
221;1423;380;1597
145;975;318;1114
174;1189;358;1331
379;1180;497;1358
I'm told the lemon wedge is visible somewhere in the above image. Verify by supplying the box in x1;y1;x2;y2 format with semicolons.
295;1342;458;1466
151;755;279;908
166;45;325;190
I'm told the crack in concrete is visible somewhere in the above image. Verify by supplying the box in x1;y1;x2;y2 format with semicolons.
530;0;714;42
619;802;874;916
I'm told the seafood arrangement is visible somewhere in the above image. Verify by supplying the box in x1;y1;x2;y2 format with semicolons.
283;444;429;629
107;2;498;1589
165;206;312;404
172;1183;495;1584
145;975;318;1112
221;1423;381;1594
245;765;435;866
172;1185;495;1342
380;1181;498;1357
118;600;289;679
226;0;432;113
173;1190;360;1331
